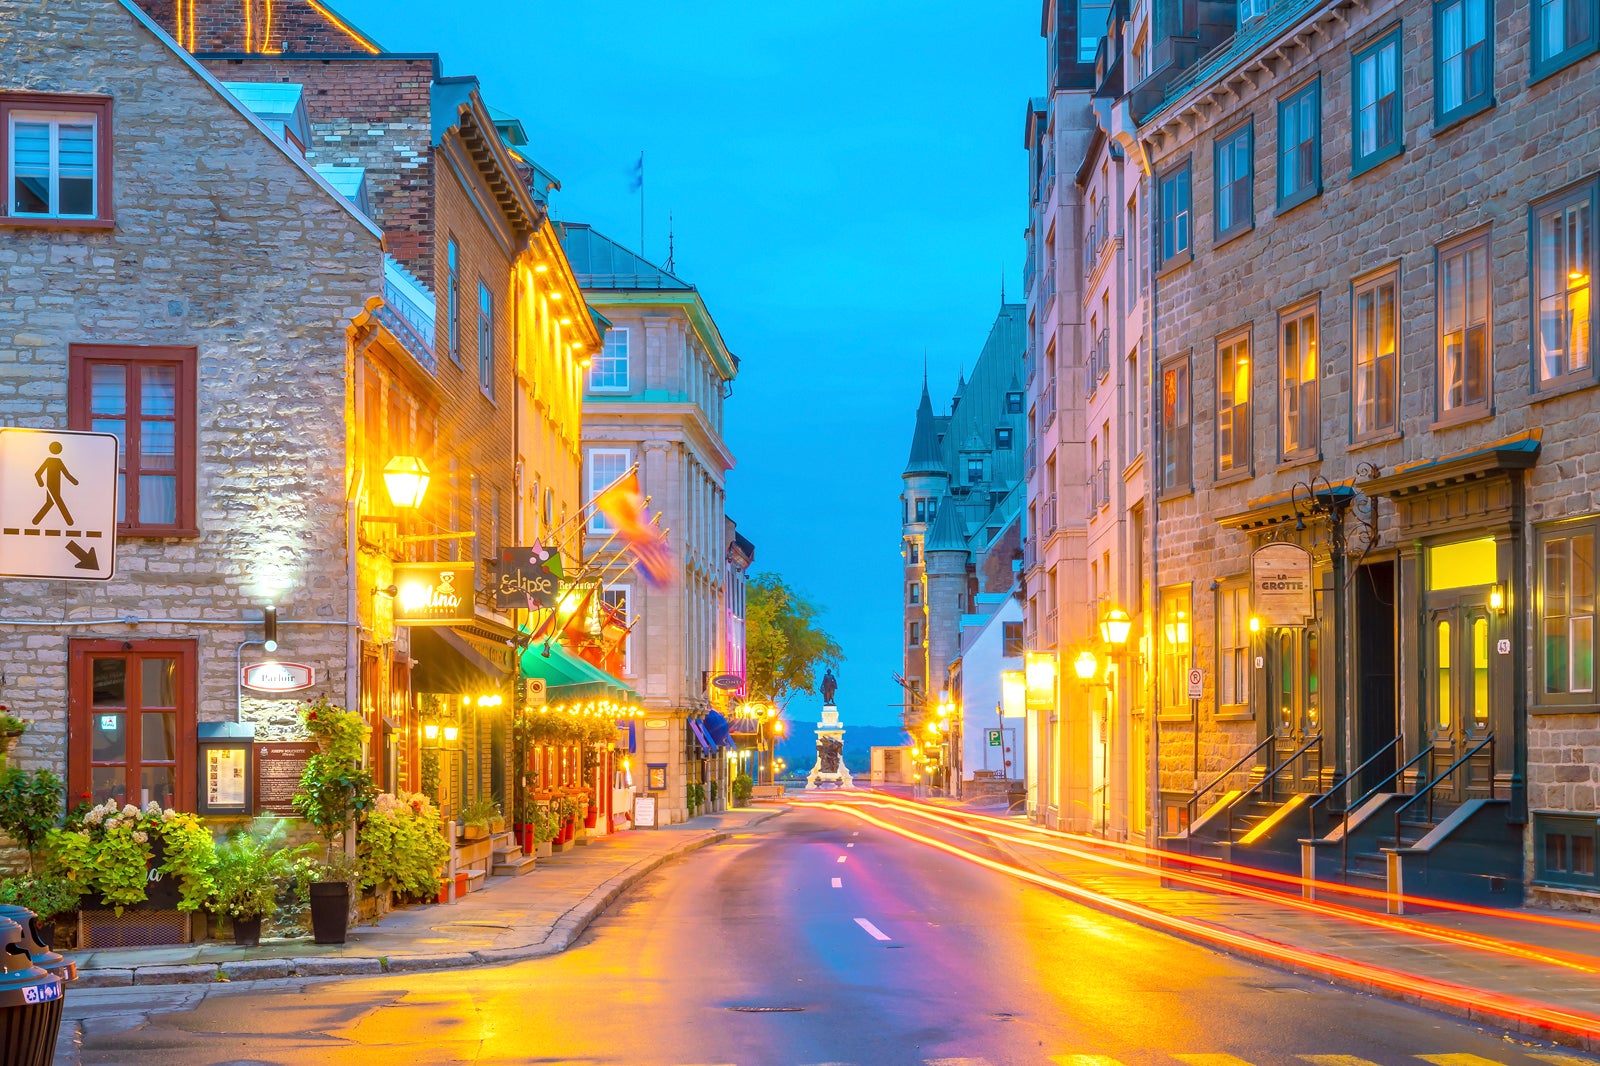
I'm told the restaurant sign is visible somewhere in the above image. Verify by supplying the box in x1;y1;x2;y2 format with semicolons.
240;661;315;693
1251;543;1314;627
493;544;563;610
394;562;476;626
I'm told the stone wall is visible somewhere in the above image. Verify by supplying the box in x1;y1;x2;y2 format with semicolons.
0;0;381;774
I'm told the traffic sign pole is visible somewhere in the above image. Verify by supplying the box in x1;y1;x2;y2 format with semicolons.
1186;667;1205;790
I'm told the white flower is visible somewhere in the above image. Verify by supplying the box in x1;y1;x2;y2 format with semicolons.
121;804;139;818
144;800;162;816
132;831;148;844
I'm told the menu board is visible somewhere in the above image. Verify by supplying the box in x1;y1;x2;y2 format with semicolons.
206;746;248;809
634;795;657;828
255;742;316;815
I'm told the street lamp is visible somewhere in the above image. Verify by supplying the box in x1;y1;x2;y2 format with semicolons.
1099;608;1132;647
382;455;431;509
1073;649;1099;680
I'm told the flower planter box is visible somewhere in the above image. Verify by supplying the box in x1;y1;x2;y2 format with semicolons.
534;841;553;858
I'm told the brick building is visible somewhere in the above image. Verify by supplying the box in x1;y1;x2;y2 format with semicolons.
1115;0;1597;903
0;0;382;809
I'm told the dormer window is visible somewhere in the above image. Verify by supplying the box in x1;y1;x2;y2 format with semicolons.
1240;0;1269;23
222;82;311;156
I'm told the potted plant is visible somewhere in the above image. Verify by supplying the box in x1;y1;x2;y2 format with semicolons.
458;799;496;841
359;792;448;903
0;872;80;949
292;697;374;944
732;773;754;807
46;800;214;917
531;800;558;857
0;708;26;769
0;767;64;871
211;823;309;947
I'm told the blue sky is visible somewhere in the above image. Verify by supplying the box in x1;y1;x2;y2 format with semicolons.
341;0;1040;727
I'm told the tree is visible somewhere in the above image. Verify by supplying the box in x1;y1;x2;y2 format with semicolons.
745;572;844;705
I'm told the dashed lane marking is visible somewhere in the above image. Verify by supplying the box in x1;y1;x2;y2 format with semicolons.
831;877;842;888
847;842;855;847
1300;1057;1384;1066
1421;1057;1527;1066
1050;1057;1125;1066
1531;1056;1600;1066
853;917;891;941
837;855;847;863
1176;1056;1259;1066
925;1059;994;1066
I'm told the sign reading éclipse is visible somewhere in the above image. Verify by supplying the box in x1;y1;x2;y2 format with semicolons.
0;428;119;581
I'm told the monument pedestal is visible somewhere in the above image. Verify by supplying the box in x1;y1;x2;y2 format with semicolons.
805;704;853;789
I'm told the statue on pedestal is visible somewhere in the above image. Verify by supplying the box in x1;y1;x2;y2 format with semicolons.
806;704;854;790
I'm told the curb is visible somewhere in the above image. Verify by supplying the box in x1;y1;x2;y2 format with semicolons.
987;835;1598;1055
73;809;785;989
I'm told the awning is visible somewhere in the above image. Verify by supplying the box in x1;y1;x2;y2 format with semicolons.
412;627;511;694
703;709;732;748
688;718;715;755
728;717;761;734
519;639;640;705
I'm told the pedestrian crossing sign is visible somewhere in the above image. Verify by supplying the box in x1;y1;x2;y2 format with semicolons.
0;428;119;581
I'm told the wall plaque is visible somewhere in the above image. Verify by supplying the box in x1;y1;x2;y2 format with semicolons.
255;741;316;816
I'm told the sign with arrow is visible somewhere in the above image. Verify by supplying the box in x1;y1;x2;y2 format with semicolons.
0;428;118;581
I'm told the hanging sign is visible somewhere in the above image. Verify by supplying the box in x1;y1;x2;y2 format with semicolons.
394;562;476;625
1251;543;1314;627
493;544;563;610
240;661;315;693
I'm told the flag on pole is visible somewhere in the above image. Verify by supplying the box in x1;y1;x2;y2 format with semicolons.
593;471;674;589
629;153;644;192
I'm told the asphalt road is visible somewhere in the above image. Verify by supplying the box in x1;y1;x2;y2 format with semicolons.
55;808;1596;1066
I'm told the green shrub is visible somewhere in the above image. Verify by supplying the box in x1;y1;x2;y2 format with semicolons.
359;792;449;899
0;872;79;919
0;768;63;870
731;773;754;806
211;822;310;920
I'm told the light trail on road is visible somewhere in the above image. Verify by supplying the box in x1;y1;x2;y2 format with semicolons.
808;798;1600;1050
809;792;1600;977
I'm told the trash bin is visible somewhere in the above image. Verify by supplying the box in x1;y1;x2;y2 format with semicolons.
0;906;75;982
0;916;65;1066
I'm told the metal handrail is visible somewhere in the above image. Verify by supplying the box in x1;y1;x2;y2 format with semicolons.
1391;733;1494;851
1307;734;1401;839
1185;733;1274;833
1227;734;1320;840
1339;742;1431;879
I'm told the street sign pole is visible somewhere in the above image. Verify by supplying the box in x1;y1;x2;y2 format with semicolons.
0;428;119;581
1186;667;1205;791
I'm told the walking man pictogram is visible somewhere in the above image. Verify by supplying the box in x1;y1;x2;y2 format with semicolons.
32;442;77;526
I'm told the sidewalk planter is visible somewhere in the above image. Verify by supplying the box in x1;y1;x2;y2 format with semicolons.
308;881;350;945
231;916;262;948
534;841;553;858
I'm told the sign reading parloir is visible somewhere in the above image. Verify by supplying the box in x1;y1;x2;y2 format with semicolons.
241;661;315;693
0;428;119;581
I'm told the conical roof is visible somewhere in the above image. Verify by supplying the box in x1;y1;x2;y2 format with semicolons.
925;500;968;553
903;382;947;477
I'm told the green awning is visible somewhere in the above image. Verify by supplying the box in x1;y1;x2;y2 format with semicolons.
519;640;639;705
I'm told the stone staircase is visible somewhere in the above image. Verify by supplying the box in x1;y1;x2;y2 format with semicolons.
490;830;536;877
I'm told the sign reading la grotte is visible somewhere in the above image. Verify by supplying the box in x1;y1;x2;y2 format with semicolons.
1251;542;1314;627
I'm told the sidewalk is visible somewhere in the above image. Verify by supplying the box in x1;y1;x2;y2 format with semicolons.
67;806;783;988
964;806;1600;1051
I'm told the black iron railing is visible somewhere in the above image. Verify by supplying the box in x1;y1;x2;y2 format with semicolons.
1226;734;1320;840
1340;742;1431;879
1184;734;1273;843
1391;733;1495;851
1306;734;1402;840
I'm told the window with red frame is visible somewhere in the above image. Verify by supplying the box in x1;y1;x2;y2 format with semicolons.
1;92;114;226
69;640;196;810
69;345;197;534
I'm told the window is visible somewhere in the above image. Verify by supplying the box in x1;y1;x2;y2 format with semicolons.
1353;28;1404;174
908;541;921;565
995;427;1014;450
1278;79;1321;211
1218;584;1251;709
1003;621;1024;658
1240;0;1269;23
601;585;632;674
909;621;922;647
1;94;113;225
915;497;931;523
1126;349;1143;461
587;448;631;532
1159;357;1191;494
1537;813;1600;888
1436;0;1493;123
68;346;196;534
69;640;195;810
1160;585;1193;713
1080;0;1111;62
1005;391;1024;414
1534;186;1594;388
967;457;984;483
445;238;461;365
591;328;630;391
1216;332;1252;476
1280;303;1320;458
1438;232;1491;415
908;583;921;606
1158;163;1191;266
1540;524;1596;700
1353;269;1399;437
477;281;494;398
1214;124;1254;240
1532;0;1598;78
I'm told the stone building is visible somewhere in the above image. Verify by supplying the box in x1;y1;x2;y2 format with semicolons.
899;304;1028;788
0;0;382;808
561;224;739;826
1122;0;1600;904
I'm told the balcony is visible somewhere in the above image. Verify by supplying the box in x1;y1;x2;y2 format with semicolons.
1024;440;1037;479
1098;461;1111;510
1044;610;1059;645
1087;345;1101;399
1041;378;1058;427
1042;494;1058;536
379;255;438;375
